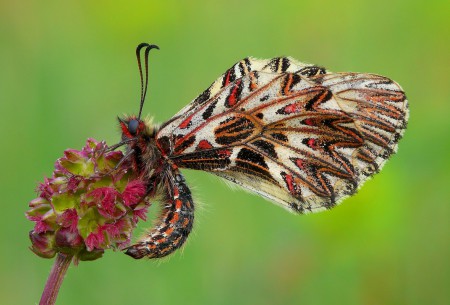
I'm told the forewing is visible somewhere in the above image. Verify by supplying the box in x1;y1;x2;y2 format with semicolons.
157;58;408;213
159;57;324;130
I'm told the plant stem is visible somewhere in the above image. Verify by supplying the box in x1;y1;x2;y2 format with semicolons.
39;253;72;305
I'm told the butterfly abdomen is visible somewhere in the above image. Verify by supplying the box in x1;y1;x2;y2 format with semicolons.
125;166;194;259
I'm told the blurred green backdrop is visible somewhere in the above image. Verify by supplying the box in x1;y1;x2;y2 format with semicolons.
1;1;449;304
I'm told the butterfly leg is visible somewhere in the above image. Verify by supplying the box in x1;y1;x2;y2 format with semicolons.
125;165;195;259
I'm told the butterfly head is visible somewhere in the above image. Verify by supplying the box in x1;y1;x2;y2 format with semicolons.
118;115;156;140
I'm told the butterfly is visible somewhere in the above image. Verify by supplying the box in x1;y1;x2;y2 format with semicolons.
116;43;408;259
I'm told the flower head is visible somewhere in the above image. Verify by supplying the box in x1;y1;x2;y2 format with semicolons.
27;138;150;262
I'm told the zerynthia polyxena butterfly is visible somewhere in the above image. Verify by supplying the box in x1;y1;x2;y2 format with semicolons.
116;43;408;259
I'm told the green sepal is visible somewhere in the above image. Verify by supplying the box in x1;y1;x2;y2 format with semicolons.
51;192;78;213
77;248;104;261
77;207;105;238
26;203;52;218
59;159;95;177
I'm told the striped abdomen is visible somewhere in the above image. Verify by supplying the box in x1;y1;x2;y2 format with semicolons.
125;165;194;259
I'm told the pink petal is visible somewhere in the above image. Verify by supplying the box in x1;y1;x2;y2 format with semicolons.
133;206;148;222
67;176;82;191
28;215;52;233
103;223;120;239
37;178;53;200
54;161;69;175
89;187;119;217
59;209;79;232
122;180;146;207
85;227;105;251
35;220;52;234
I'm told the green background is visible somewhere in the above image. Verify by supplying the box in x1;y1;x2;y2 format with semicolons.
1;1;449;304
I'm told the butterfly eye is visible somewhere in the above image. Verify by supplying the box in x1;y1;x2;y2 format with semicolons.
128;119;139;135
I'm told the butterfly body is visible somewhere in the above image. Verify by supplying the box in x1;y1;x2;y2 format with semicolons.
119;48;408;259
119;117;195;259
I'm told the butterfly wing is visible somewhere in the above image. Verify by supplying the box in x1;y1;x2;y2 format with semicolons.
159;57;324;129
157;58;408;213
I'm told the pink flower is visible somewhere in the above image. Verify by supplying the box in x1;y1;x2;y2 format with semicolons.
27;138;151;261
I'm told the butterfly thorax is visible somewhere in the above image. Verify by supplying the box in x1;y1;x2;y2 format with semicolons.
119;116;164;183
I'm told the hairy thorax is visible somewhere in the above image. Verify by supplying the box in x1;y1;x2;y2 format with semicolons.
131;130;165;183
119;117;164;182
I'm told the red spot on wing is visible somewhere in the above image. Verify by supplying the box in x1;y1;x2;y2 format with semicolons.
218;149;231;157
285;174;295;193
304;118;314;126
226;79;242;107
282;102;304;114
179;114;194;129
197;140;213;150
307;138;317;149
295;159;306;169
224;69;231;86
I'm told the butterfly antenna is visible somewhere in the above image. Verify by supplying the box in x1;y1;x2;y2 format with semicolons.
136;43;160;120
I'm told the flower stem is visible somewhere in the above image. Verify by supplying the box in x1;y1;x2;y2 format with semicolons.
40;253;72;305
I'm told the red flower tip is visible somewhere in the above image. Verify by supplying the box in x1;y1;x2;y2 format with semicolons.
29;197;47;208
37;178;54;200
67;176;82;191
82;138;105;156
122;180;146;207
64;150;84;162
89;187;119;217
133;206;149;222
59;209;78;232
105;150;123;161
103;223;120;239
85;228;105;251
28;215;52;234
